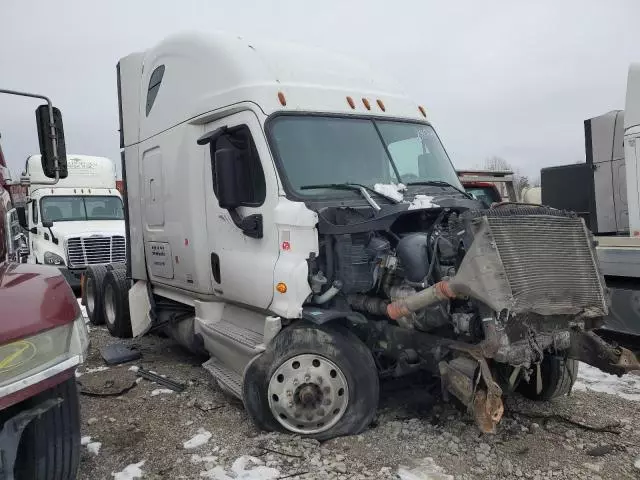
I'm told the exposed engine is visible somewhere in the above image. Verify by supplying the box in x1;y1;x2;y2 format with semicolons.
305;203;637;433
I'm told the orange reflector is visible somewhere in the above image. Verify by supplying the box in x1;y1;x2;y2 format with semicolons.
376;99;386;111
278;91;286;106
418;105;427;118
362;98;371;110
346;96;355;109
276;282;287;294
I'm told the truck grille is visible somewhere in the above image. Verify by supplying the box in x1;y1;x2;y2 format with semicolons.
66;236;126;268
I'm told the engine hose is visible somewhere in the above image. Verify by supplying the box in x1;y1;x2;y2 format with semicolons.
314;280;343;304
348;294;389;317
386;280;457;320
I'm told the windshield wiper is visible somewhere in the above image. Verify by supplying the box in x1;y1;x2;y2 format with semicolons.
300;183;400;210
405;180;473;199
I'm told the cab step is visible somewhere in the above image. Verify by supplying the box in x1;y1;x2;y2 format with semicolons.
203;357;243;400
196;319;265;353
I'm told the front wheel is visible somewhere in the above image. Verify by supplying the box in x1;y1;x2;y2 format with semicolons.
518;355;578;400
243;323;379;441
102;269;132;338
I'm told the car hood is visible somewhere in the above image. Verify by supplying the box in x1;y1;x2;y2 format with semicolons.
0;262;79;344
50;220;125;239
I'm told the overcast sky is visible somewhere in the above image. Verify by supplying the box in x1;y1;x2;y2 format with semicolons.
1;0;638;180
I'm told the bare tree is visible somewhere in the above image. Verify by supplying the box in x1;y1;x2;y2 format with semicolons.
483;156;532;198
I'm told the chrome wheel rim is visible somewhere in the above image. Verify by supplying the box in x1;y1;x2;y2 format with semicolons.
268;354;349;434
104;284;116;326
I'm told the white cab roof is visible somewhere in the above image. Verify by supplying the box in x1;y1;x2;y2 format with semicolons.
125;32;429;144
26;154;117;190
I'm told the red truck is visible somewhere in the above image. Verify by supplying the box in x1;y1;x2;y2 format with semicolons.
0;90;87;480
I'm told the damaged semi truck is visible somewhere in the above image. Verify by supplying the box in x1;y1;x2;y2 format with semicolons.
87;32;640;439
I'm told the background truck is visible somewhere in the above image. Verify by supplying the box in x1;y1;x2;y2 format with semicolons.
541;65;640;340
87;32;638;440
457;169;518;206
24;154;125;291
0;88;87;480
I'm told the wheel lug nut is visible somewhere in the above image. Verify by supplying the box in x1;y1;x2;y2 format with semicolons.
286;390;293;397
292;379;299;386
288;401;294;408
304;374;311;382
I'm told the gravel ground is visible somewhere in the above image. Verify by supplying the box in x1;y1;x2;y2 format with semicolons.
76;322;640;480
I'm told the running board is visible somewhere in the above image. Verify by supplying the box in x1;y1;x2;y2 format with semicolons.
197;319;265;354
203;357;243;400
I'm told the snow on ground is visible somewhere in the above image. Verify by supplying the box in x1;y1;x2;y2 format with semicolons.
397;457;454;480
81;436;92;446
183;428;213;449
200;456;280;480
112;461;145;480
575;362;640;401
87;442;102;455
150;388;174;397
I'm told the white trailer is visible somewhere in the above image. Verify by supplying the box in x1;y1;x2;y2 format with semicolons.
86;32;639;440
24;154;125;290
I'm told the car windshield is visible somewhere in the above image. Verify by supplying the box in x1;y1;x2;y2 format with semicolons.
41;196;124;222
268;116;462;197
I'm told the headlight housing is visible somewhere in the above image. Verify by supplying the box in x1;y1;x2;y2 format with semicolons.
0;314;89;393
44;251;65;266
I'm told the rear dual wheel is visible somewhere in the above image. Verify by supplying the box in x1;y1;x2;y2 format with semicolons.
102;267;133;338
243;323;379;441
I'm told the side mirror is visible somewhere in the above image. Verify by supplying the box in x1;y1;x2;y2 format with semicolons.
42;220;53;228
15;206;27;229
214;148;251;210
36;104;67;179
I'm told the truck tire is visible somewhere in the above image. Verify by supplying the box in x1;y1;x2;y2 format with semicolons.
14;377;81;480
102;268;133;338
518;356;578;401
83;265;108;325
243;323;379;441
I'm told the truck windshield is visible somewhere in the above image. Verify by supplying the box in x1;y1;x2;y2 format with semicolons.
41;196;124;222
268;116;462;197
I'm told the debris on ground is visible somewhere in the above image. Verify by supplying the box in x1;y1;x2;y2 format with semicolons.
150;388;174;397
137;367;186;392
77;325;640;480
100;343;142;365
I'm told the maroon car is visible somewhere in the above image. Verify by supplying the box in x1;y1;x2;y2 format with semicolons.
0;94;87;479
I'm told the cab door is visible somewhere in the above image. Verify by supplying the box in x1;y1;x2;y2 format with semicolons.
202;110;279;309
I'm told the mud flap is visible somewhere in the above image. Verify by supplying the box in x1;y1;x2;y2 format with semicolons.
128;280;152;337
0;398;62;480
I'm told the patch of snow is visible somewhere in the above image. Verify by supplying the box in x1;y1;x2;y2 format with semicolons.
574;362;640;401
87;442;102;455
128;366;139;372
85;366;110;374
151;388;174;397
398;457;454;480
112;461;145;480
201;456;279;480
81;436;92;446
408;195;438;210
374;183;406;202
184;428;212;449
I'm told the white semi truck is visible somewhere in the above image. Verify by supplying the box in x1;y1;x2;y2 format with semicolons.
86;32;639;440
24;154;125;290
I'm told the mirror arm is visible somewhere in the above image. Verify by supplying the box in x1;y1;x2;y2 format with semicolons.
46;226;58;245
228;209;263;239
0;89;60;186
